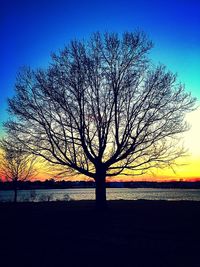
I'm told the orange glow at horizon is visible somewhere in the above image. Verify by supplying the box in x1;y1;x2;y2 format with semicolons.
1;108;200;183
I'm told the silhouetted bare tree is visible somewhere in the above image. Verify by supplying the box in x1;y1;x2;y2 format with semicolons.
5;32;196;208
0;140;36;202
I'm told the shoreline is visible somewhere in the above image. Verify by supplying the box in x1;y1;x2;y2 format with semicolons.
1;200;200;267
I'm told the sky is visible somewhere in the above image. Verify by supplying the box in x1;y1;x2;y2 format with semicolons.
0;0;200;181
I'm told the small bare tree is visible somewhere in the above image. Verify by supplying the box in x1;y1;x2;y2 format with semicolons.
5;32;196;208
0;139;36;202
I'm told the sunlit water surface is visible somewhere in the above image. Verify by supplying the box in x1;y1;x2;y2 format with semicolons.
0;188;200;202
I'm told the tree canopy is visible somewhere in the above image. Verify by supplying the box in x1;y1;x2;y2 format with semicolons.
5;31;196;207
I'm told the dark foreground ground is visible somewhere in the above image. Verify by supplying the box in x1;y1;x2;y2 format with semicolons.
0;200;200;267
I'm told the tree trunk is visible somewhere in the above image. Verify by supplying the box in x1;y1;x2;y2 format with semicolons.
14;187;17;203
13;180;18;203
95;169;107;210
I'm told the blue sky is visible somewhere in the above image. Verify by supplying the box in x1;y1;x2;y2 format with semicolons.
1;0;200;135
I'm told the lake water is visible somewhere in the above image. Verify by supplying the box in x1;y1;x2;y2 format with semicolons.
0;188;200;202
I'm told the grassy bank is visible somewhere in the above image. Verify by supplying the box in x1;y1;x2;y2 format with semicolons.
0;200;200;267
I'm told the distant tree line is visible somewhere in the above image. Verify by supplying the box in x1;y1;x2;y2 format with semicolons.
0;179;200;190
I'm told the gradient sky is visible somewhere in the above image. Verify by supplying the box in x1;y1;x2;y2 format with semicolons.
0;0;200;180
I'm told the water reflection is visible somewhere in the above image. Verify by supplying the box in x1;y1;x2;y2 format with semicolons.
1;188;200;202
